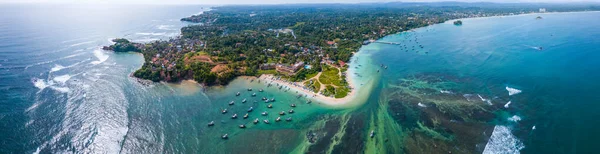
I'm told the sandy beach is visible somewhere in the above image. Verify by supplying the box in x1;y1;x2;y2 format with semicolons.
258;74;356;106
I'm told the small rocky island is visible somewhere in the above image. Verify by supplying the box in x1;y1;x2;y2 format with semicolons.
453;20;463;26
102;38;142;52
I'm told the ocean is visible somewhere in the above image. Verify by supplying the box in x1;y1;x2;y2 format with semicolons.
0;4;599;153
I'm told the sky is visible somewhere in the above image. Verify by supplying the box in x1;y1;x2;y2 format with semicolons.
1;0;598;5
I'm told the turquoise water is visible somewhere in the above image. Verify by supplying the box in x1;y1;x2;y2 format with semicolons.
1;4;599;153
370;12;600;153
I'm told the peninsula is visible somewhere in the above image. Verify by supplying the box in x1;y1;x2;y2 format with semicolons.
104;3;597;98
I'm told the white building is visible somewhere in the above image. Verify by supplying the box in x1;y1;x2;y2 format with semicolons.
539;8;547;13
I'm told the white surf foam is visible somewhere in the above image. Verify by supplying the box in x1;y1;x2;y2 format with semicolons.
131;38;160;43
91;49;109;65
32;78;51;90
136;32;167;36
157;25;175;30
50;64;66;73
478;94;493;105
53;74;72;84
506;86;522;96
483;125;525;154
50;86;70;93
69;41;95;47
440;90;453;94
504;101;512;108
507;115;522;122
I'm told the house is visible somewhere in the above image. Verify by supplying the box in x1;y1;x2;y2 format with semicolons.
326;41;335;45
260;63;276;70
338;60;346;67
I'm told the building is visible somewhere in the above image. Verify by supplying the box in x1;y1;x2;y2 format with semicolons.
539;8;546;13
260;63;276;70
276;61;305;75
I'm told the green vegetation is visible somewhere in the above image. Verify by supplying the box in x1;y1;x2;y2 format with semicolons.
318;65;340;85
322;85;336;97
304;79;321;93
105;3;598;86
103;38;141;52
453;20;463;26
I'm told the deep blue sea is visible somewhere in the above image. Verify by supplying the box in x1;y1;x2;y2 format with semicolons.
0;4;599;153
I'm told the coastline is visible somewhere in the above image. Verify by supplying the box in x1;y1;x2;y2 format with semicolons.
157;10;596;106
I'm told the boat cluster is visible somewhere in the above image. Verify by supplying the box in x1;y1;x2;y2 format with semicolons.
209;79;313;140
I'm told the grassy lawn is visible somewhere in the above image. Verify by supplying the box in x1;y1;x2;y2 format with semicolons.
318;65;342;86
334;86;350;98
304;80;321;93
305;71;319;80
257;69;278;76
322;85;335;97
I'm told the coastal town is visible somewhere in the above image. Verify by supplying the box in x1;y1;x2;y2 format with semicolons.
105;4;567;98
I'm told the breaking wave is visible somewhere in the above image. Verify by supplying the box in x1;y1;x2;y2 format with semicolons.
69;41;95;47
506;86;522;96
440;90;453;94
53;74;72;84
157;25;175;30
91;49;109;65
483;125;525;154
136;32;167;36
50;64;66;73
478;94;493;105
32;78;51;90
507;115;522;122
504;101;512;108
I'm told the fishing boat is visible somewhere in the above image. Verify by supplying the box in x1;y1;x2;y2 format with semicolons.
239;124;246;128
289;109;294;113
262;97;267;100
247;107;254;112
253;118;259;124
263;119;270;124
290;104;296;107
370;130;375;138
228;101;235;105
286;117;292;121
231;114;238;119
261;111;268;116
270;98;275;102
252;93;256;97
247;88;252;91
222;134;228;139
243;113;249;119
208;121;215;126
279;111;285;115
259;89;263;92
242;99;247;103
307;100;312;104
276;117;281;122
222;109;228;114
236;92;240;96
384;66;388;69
267;104;273;108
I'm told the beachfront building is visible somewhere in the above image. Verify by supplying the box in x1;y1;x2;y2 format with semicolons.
260;63;276;70
276;61;305;75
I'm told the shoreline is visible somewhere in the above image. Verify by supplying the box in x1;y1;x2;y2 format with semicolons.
257;74;362;106
159;10;596;106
